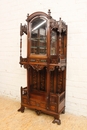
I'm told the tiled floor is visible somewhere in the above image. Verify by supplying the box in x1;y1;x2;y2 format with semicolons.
0;96;87;130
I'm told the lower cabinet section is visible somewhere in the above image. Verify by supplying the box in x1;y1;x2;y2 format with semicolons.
18;87;65;125
21;89;65;114
22;96;47;110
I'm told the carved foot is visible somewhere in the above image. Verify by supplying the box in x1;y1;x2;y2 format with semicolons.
18;106;25;113
62;109;65;114
36;110;41;115
52;118;61;125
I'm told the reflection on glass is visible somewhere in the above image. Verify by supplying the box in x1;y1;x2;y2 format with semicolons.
30;17;47;55
50;31;57;55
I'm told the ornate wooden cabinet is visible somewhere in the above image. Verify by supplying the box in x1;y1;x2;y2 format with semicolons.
18;10;67;125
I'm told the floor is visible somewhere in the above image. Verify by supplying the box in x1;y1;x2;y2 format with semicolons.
0;96;87;130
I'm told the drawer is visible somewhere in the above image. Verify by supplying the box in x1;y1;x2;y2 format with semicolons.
40;102;46;109
50;105;57;112
30;100;36;106
30;100;46;109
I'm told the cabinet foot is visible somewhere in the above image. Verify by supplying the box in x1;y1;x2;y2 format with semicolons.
62;109;65;114
18;106;25;113
52;118;61;125
35;110;41;115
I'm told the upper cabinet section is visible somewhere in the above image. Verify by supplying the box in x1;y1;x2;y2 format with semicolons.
30;17;47;55
20;10;67;68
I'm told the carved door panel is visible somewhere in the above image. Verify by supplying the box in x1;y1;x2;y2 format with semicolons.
50;69;64;94
30;67;47;91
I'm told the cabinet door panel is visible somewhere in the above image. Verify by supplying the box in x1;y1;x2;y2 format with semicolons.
30;17;47;55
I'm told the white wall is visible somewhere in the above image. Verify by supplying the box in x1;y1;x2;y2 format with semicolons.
0;0;87;116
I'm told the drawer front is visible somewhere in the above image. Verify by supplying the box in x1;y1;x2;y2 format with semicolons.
30;100;46;109
50;105;57;112
30;100;36;106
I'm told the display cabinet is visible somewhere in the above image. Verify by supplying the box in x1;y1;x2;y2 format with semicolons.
18;9;67;125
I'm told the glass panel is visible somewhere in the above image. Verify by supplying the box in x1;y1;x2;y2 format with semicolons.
50;31;57;55
30;17;47;55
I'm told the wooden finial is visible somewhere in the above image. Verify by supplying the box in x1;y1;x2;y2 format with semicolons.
26;13;29;21
27;13;29;18
48;9;51;16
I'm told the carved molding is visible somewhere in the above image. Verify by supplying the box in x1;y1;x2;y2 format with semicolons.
30;64;45;71
20;57;27;62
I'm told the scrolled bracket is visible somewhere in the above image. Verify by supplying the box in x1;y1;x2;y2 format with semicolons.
20;23;27;36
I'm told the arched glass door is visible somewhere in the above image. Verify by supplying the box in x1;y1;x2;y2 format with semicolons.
30;17;47;55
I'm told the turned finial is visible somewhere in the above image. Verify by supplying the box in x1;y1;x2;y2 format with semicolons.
26;13;29;21
48;9;51;16
27;13;29;18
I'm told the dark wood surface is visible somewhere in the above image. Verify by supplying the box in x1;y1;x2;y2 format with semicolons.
18;9;67;125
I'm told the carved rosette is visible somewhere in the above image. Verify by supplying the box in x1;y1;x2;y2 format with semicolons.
49;66;55;71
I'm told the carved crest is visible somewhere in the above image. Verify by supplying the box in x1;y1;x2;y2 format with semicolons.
50;18;67;33
30;64;45;71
